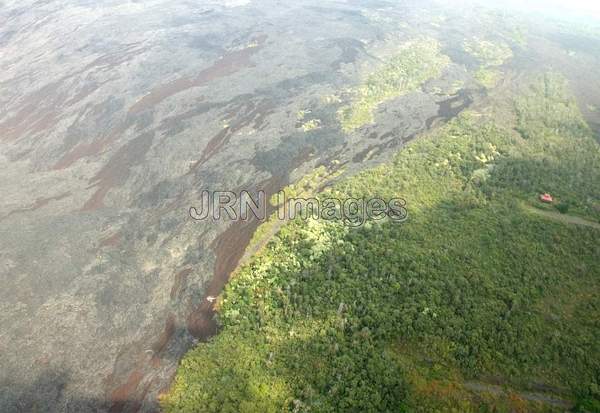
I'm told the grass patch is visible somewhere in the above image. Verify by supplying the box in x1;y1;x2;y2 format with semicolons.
338;38;450;132
464;37;513;67
465;37;513;89
474;67;502;89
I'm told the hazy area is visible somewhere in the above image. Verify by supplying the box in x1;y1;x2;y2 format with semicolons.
0;1;599;412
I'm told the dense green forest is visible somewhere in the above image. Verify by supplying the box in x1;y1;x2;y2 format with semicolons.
163;74;600;412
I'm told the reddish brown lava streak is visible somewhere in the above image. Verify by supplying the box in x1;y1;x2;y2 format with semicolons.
1;44;147;146
106;36;271;413
106;175;283;413
80;131;155;211
77;35;268;213
127;34;268;116
3;191;71;220
186;175;284;339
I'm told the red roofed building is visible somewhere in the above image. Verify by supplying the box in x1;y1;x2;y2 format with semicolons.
540;193;554;203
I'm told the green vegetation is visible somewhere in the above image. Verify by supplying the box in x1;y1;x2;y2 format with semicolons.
301;119;321;132
511;73;600;220
163;74;600;412
464;37;513;67
296;110;322;132
474;67;502;89
338;38;450;131
465;37;513;89
449;80;465;95
243;167;343;260
509;26;528;48
269;166;342;206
